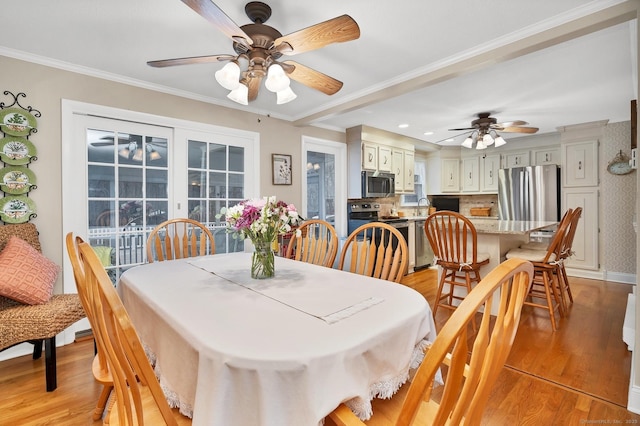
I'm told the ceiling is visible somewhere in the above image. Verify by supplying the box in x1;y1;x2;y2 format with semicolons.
0;0;636;152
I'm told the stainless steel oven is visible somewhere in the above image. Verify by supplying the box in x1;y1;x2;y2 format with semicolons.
347;201;409;243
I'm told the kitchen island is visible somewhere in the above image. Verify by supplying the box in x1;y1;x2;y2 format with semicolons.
443;218;557;314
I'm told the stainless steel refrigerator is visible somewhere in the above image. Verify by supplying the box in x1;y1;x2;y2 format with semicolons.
498;164;561;222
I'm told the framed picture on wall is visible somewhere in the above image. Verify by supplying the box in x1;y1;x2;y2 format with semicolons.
272;154;292;185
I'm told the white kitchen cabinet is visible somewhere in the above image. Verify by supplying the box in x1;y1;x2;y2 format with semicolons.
481;154;500;193
441;158;460;193
533;147;560;165
392;149;415;193
404;150;415;192
378;145;392;172
362;142;378;171
462;156;480;192
563;188;599;271
503;151;530;168
562;140;598;187
392;149;404;192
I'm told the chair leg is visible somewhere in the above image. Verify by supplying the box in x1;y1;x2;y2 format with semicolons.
93;384;114;421
541;272;558;331
432;269;448;317
44;336;57;391
560;265;574;304
31;339;43;359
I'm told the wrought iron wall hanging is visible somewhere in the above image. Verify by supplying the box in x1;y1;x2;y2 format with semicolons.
0;91;40;224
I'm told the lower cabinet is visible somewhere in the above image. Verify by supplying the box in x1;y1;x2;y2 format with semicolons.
564;188;599;271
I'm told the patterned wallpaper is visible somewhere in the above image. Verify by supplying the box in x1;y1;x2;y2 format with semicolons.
601;121;637;275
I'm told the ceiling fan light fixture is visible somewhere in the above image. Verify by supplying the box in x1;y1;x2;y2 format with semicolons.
494;134;507;147
461;136;474;149
276;86;297;104
227;82;249;105
265;64;290;93
215;61;241;90
483;132;494;146
476;139;487;150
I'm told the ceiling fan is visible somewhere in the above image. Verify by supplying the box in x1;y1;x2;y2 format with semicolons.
147;1;360;105
448;112;539;149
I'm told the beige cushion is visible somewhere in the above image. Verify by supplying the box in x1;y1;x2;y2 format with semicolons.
0;236;59;305
506;248;557;263
519;241;549;250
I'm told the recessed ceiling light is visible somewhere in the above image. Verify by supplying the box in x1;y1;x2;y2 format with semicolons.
423;131;434;136
398;124;409;128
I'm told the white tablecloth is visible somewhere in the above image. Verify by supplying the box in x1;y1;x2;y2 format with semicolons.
118;253;435;426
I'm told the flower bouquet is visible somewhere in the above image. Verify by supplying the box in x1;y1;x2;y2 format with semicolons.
220;196;302;279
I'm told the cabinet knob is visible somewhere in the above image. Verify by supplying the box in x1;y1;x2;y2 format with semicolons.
368;153;373;162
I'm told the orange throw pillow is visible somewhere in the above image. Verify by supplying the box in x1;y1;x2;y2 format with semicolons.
0;235;59;305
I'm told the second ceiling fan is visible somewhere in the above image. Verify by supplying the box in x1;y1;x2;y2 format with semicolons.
449;112;539;149
147;1;360;105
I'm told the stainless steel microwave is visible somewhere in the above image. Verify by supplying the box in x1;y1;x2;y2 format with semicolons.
361;171;395;198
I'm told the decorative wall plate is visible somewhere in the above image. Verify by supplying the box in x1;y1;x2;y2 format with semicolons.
0;108;37;136
0;136;37;165
0;195;37;223
0;166;37;194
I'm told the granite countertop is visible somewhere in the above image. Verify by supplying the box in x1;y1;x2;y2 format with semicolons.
468;219;557;235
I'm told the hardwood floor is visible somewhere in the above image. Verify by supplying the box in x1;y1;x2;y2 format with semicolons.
1;268;639;425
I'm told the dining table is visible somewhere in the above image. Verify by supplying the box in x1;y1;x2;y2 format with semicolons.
118;252;436;426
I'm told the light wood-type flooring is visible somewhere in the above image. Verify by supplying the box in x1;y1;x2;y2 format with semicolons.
1;267;640;425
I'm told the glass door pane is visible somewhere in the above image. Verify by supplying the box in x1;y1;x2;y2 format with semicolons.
187;139;245;253
87;126;169;282
306;151;336;226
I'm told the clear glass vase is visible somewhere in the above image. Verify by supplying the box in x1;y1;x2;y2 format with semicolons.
251;240;275;279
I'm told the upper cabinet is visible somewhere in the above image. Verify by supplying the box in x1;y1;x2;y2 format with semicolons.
361;142;378;171
562;140;598;187
346;125;418;198
481;154;500;192
441;158;460;193
533;147;560;165
378;145;393;172
462;156;480;192
502;150;530;168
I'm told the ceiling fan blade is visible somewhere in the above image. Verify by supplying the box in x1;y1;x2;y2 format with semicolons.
448;127;476;131
247;75;263;102
147;54;235;68
500;126;539;134
274;15;360;56
495;120;528;127
282;61;343;95
180;0;253;47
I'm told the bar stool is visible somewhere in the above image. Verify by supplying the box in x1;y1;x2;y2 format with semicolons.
424;211;490;321
505;214;572;331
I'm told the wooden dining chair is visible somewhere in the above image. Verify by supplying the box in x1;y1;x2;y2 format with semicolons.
506;212;573;331
65;232;113;422
327;258;534;426
146;218;215;263
78;241;192;425
337;222;408;283
557;207;582;306
424;211;490;320
285;219;338;268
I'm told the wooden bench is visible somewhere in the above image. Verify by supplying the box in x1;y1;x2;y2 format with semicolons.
0;223;86;391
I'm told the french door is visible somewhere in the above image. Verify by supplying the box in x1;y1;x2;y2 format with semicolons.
302;137;347;239
63;105;258;288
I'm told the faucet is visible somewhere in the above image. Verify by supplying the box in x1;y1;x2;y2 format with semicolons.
417;197;429;216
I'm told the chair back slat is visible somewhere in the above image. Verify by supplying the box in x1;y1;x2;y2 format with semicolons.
146;218;215;263
285;219;338;268
338;222;408;283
